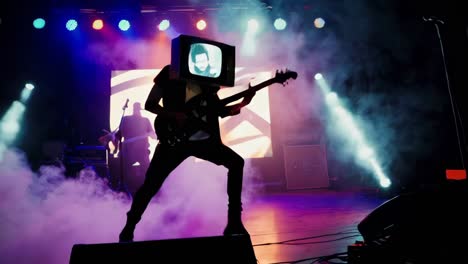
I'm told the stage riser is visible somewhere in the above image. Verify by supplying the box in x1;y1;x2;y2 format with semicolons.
70;234;257;264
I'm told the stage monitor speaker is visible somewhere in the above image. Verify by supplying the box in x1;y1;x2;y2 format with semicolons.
357;185;468;263
69;234;257;264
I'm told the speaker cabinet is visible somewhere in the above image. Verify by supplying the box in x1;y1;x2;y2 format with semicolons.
69;234;257;264
357;185;468;263
283;144;329;190
64;145;109;179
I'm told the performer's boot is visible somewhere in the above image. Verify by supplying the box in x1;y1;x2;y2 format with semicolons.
223;207;249;236
118;212;140;242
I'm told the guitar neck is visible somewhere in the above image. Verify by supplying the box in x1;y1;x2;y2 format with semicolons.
219;78;278;106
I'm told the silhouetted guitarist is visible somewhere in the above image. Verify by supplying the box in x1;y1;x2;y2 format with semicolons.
118;64;255;242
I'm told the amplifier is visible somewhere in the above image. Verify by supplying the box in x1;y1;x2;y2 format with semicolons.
64;145;108;164
64;145;109;178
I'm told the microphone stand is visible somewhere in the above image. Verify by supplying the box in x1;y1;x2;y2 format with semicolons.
424;16;467;172
115;99;132;198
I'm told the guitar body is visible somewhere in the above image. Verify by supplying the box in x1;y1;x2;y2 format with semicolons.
154;93;215;146
154;116;186;146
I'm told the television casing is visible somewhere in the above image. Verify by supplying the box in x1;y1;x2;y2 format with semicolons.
170;34;235;87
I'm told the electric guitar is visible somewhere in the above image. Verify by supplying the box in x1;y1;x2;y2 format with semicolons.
154;69;298;146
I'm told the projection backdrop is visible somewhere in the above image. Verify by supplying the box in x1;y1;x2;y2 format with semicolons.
110;67;273;160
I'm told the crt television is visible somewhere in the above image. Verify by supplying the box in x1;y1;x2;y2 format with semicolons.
170;34;235;87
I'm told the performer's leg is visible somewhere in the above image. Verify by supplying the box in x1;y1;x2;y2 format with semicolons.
119;143;188;242
190;140;248;236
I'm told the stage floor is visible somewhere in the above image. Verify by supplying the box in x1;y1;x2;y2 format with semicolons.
242;188;385;264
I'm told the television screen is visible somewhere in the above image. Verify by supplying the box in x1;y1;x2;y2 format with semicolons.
171;34;235;87
188;43;222;78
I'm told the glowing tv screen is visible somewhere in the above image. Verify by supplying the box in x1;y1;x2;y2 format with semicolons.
188;43;222;78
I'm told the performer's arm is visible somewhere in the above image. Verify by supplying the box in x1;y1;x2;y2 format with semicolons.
145;83;186;125
219;89;256;118
145;66;175;117
144;82;165;115
145;66;187;125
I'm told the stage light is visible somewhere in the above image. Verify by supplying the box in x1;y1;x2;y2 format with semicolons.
92;19;104;30
0;142;5;159
325;92;338;106
196;19;207;31
158;19;170;31
314;17;325;28
66;19;78;31
0;101;26;146
118;19;130;31
242;19;260;56
358;146;374;160
25;83;35;90
1;119;20;137
33;18;46;29
247;19;259;33
380;177;391;188
316;76;392;188
274;18;287;30
21;83;35;103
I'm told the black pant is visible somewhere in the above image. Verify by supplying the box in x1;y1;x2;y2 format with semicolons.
126;138;245;223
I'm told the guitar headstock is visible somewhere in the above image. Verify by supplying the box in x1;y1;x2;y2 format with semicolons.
274;68;298;86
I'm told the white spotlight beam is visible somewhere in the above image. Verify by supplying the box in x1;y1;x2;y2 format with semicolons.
0;101;26;146
315;74;391;188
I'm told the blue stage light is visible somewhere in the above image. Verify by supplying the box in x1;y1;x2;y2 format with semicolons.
118;20;130;31
66;19;78;31
33;18;46;29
